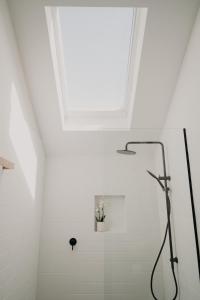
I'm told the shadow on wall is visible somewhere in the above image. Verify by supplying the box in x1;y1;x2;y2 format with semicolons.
9;83;38;199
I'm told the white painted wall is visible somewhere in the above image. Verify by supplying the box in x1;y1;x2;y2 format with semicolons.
161;7;200;300
37;152;165;300
0;1;45;299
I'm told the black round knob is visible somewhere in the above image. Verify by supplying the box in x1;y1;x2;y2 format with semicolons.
69;238;77;250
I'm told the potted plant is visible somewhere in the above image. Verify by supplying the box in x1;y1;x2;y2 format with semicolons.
95;201;106;232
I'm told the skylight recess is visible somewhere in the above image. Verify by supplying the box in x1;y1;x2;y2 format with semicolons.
58;7;134;112
46;6;147;130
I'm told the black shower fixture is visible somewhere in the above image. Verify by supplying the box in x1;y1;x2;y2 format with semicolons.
117;141;178;300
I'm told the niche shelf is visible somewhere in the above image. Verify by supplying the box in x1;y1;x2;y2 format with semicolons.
0;157;14;170
95;195;126;233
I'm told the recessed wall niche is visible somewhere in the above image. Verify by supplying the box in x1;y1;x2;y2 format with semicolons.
94;195;126;233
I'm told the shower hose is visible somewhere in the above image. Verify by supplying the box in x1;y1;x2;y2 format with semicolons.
150;199;178;300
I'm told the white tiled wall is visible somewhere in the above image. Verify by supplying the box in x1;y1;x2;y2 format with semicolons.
37;153;165;300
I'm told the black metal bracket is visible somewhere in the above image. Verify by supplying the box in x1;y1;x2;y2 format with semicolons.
170;257;178;264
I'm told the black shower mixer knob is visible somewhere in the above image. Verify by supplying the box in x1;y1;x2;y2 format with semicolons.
69;238;77;250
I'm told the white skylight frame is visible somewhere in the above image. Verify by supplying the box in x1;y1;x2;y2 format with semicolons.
45;5;148;131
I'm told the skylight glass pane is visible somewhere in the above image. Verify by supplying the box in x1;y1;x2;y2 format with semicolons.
58;7;134;111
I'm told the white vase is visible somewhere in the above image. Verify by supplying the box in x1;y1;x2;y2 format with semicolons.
97;222;105;232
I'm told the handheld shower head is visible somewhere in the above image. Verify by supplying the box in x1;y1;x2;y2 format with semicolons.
147;170;165;191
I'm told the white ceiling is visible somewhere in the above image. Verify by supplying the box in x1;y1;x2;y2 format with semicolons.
7;0;200;155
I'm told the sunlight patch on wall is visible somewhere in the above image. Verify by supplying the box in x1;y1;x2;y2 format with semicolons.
9;83;38;198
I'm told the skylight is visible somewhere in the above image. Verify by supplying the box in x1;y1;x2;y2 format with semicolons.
46;6;147;130
58;7;134;112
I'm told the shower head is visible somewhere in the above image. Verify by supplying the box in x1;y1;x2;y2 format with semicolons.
117;149;136;155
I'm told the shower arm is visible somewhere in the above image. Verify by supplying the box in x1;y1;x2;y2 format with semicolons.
125;141;177;269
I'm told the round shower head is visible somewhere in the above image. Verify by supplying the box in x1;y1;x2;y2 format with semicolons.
117;149;136;155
